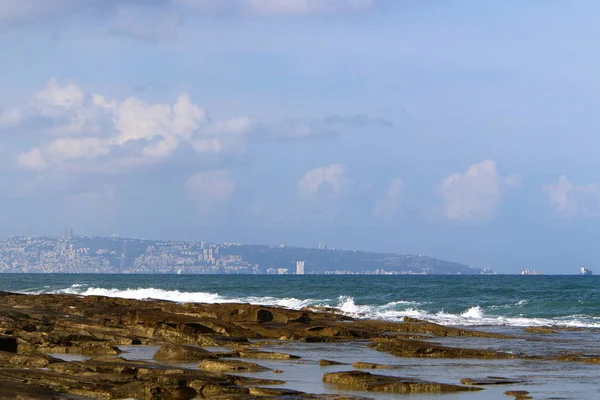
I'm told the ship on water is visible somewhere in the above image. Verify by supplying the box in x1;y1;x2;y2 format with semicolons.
521;269;542;275
580;266;593;276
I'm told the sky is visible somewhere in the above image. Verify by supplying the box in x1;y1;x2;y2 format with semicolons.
1;0;600;273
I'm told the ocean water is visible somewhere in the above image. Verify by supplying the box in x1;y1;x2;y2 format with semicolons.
2;274;599;328
4;274;600;399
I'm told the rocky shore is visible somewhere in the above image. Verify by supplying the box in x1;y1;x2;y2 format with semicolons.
0;291;595;399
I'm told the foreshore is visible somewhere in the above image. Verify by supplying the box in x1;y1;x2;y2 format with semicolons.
0;291;597;399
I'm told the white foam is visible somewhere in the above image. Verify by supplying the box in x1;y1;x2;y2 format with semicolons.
461;306;484;319
54;286;227;303
37;285;600;329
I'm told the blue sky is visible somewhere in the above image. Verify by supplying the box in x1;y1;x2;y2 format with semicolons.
1;0;600;273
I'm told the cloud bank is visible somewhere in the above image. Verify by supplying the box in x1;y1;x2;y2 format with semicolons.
438;160;521;223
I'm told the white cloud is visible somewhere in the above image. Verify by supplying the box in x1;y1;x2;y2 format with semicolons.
8;79;253;174
543;175;600;217
438;160;520;222
185;169;236;214
373;177;404;220
298;164;349;199
173;0;376;15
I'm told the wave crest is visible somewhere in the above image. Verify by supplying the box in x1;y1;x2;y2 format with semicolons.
30;285;600;329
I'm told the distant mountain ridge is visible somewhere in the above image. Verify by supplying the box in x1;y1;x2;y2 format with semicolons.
220;244;488;275
0;236;489;275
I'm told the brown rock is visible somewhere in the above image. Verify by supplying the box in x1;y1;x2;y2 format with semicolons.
319;359;346;366
352;361;394;369
198;359;271;373
38;341;121;356
323;371;483;393
0;378;64;400
554;354;600;364
0;350;60;367
524;326;557;334
153;343;217;361
248;387;305;396
238;350;300;360
376;339;516;359
461;377;525;385
505;390;533;399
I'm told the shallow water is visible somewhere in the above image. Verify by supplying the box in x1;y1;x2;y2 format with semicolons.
115;337;600;399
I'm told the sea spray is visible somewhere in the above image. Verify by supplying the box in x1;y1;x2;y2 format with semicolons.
6;275;600;328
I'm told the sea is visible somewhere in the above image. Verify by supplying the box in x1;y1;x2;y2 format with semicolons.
2;274;600;399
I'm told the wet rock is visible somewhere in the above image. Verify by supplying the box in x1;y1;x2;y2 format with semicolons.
238;349;300;360
376;339;517;359
524;326;557;334
505;390;533;399
403;317;429;323
0;350;60;367
461;377;525;385
323;371;483;393
198;359;271;373
357;319;514;339
248;387;306;396
39;341;122;356
319;359;346;366
554;354;600;364
153;343;217;361
352;361;394;369
0;379;66;400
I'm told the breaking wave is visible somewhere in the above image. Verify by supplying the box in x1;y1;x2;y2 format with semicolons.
26;285;600;329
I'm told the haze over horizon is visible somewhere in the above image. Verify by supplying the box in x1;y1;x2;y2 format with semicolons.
1;1;599;274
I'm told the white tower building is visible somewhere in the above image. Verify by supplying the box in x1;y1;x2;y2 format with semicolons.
296;261;305;275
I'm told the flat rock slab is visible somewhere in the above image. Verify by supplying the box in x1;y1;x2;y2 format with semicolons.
376;339;516;359
319;359;347;366
461;377;525;386
238;350;300;360
198;359;271;373
505;390;534;399
524;326;557;334
352;361;395;369
153;343;218;361
323;371;484;394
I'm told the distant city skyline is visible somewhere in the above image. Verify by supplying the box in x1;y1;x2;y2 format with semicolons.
2;1;600;273
0;235;487;275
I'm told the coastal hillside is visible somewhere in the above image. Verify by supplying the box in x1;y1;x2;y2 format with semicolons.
220;245;485;275
0;236;486;274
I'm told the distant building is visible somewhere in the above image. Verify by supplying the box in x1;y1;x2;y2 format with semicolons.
318;243;327;250
64;227;74;239
277;268;288;275
296;261;305;275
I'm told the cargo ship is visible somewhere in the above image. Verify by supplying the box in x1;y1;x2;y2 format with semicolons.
580;266;593;276
521;269;542;275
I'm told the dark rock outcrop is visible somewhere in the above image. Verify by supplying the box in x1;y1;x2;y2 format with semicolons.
351;361;394;369
323;371;484;393
461;377;525;385
375;339;517;359
153;343;217;361
198;359;271;373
